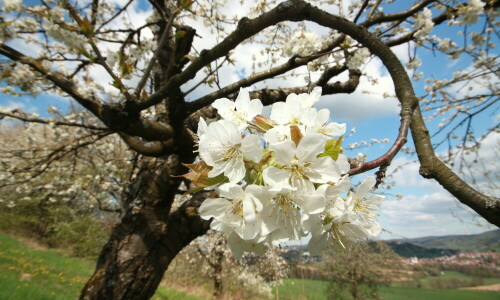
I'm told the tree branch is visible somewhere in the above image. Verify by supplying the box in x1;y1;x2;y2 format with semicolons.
361;0;436;27
0;45;174;142
0;44;102;115
0;110;108;131
137;0;315;112
134;10;177;97
410;105;500;226
118;132;173;157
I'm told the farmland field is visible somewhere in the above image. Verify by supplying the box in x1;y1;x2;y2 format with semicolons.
276;278;500;300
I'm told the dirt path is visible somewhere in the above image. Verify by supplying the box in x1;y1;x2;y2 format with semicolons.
459;283;500;292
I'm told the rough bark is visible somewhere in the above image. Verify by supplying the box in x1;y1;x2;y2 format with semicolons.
80;156;212;300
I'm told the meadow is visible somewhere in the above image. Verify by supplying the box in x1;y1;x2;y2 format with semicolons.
1;233;498;300
0;233;203;300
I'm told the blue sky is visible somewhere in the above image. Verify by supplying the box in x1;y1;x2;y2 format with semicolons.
0;0;498;239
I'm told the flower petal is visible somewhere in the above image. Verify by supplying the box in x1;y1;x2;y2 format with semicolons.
263;167;291;189
296;132;326;163
243;195;257;222
217;183;243;199
247;99;263;120
306;156;342;184
308;232;329;256
354;176;376;200
198;197;230;220
241;134;263;162
270;102;290;125
224;158;246;183
336;154;351;174
297;193;325;215
212;98;235;121
240;219;261;240
269;140;296;164
264;125;290;144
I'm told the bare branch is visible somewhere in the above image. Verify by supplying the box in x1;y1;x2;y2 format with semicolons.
186;35;346;114
137;0;316;111
63;0;133;101
0;110;108;131
0;44;102;115
134;10;178;97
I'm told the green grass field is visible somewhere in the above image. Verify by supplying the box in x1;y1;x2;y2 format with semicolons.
1;233;498;300
276;278;500;300
0;233;204;300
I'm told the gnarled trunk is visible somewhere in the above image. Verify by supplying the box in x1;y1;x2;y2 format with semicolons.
80;157;212;300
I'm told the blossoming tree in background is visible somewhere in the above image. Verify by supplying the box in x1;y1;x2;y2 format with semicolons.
0;0;498;299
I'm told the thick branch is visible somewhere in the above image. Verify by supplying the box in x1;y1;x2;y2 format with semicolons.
410;105;500;226
186;35;346;114
118;133;173;157
253;69;361;106
0;44;102;115
285;2;418;178
162;191;215;258
137;0;314;111
0;45;174;142
302;1;499;225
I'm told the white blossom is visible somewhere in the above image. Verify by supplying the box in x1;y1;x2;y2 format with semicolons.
199;183;270;241
2;0;23;12
269;88;321;128
199;119;263;183
413;7;434;39
212;88;263;131
307;108;346;138
283;31;321;57
457;0;485;25
347;48;370;69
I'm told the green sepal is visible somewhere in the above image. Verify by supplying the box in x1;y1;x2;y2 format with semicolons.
80;16;94;37
180;0;193;9
318;136;343;160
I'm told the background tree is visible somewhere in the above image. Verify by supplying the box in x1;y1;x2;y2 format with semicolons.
0;0;498;299
325;241;403;300
0;110;128;256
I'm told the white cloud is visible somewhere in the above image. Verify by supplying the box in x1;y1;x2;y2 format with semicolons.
380;190;495;238
0;99;37;113
316;58;400;122
381;131;499;238
387;157;442;190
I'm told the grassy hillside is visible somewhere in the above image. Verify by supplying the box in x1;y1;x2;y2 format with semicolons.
386;241;459;258
0;233;205;300
2;232;498;300
391;229;500;252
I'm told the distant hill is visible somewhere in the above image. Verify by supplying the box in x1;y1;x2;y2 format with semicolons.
389;229;500;253
281;230;500;260
385;241;459;258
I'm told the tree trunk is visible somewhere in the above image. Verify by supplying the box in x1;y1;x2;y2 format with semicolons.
213;237;225;298
80;156;212;300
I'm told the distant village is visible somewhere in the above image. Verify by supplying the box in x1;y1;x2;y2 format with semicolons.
280;244;500;271
404;251;499;270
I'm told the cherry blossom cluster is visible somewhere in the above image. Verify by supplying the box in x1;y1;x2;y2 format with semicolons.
186;88;385;258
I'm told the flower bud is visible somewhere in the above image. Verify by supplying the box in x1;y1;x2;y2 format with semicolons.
252;114;277;132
